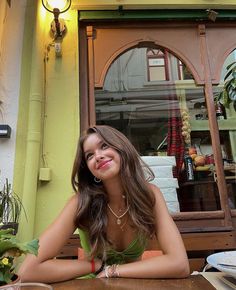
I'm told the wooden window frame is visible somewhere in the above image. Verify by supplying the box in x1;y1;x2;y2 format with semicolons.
146;48;170;81
78;20;236;232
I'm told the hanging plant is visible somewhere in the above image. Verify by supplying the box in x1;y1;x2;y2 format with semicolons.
215;61;236;110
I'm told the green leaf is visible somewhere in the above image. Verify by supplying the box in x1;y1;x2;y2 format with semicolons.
232;70;236;78
226;61;236;70
225;79;232;90
0;229;14;237
224;68;236;81
218;60;236;111
228;88;236;101
16;239;39;256
232;79;236;88
0;234;39;257
0;178;27;224
217;91;223;103
222;90;230;107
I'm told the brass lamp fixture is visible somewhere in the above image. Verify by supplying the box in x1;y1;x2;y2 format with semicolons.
42;0;71;40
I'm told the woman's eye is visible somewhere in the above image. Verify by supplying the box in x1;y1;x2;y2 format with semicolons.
101;143;109;149
86;153;93;160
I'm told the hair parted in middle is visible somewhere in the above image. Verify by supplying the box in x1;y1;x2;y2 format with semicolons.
71;125;156;258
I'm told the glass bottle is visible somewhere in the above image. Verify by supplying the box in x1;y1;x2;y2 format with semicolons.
184;148;195;181
215;102;225;120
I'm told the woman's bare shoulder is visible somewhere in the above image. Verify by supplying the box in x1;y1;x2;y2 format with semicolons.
147;182;169;210
147;183;162;197
67;194;79;205
61;194;80;216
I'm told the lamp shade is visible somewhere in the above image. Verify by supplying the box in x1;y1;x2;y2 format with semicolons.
42;0;71;13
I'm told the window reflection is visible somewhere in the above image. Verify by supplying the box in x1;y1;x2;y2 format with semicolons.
95;45;223;212
147;48;169;81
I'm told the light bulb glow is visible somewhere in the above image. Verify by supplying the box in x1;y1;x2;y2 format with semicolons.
44;0;68;11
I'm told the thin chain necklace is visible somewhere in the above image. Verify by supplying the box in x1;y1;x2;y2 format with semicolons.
107;204;130;225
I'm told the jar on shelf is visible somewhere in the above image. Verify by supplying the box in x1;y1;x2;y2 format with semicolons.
215;102;225;120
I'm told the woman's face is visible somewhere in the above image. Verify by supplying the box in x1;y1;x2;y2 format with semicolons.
83;133;121;181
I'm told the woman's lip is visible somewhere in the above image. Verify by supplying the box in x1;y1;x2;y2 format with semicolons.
97;160;112;169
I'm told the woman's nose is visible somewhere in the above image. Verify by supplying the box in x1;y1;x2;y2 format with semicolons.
95;151;104;162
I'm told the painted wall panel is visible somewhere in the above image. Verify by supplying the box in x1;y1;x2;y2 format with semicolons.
14;1;79;240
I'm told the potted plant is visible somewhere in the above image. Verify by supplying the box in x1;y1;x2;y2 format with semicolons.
0;228;39;287
215;61;236;110
0;179;26;235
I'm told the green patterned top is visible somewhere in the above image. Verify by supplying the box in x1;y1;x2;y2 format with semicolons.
78;228;146;278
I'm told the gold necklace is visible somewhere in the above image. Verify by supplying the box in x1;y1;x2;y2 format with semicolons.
107;204;130;225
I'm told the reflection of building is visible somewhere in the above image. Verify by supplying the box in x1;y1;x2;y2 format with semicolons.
96;48;194;153
103;47;193;92
95;46;236;157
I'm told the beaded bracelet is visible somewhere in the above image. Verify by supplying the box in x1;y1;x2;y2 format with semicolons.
104;264;120;278
111;264;119;277
104;265;110;278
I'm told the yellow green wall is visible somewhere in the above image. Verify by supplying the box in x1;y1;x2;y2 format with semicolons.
15;0;79;241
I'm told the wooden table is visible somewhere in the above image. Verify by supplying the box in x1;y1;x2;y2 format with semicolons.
51;275;216;290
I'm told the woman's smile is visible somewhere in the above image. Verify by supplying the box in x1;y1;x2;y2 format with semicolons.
97;159;112;170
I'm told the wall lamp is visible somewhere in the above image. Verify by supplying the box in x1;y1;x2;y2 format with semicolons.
206;9;218;22
42;0;71;40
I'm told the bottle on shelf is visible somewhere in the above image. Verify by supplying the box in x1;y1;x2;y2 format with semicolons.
184;148;195;181
215;102;225;120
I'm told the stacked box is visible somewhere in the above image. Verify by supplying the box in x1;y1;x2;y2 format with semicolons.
141;156;180;213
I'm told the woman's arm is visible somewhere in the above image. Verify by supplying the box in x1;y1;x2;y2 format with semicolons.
98;184;190;279
18;195;101;283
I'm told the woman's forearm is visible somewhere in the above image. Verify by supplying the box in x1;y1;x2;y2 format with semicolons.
99;254;189;279
18;257;100;283
120;255;189;278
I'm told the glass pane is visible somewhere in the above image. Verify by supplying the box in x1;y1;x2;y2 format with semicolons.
212;49;236;209
149;67;166;81
95;46;221;213
149;58;165;66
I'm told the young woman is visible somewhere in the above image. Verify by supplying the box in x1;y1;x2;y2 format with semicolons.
18;125;190;282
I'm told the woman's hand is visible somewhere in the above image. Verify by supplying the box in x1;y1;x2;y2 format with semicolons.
96;270;106;278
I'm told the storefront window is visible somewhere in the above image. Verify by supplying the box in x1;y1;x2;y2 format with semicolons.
95;45;222;213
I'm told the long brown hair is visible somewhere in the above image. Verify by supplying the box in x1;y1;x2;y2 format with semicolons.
71;125;156;258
